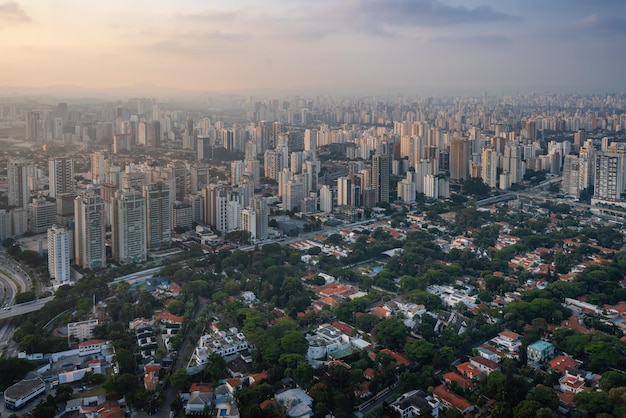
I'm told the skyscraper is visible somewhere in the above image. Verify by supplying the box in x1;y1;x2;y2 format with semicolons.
111;189;147;264
593;152;624;202
91;152;106;185
147;120;161;148
319;185;333;213
481;147;498;188
450;137;469;181
25;111;40;141
74;192;106;270
7;159;30;209
337;176;352;207
48;225;71;283
49;158;75;198
371;153;390;204
143;182;171;251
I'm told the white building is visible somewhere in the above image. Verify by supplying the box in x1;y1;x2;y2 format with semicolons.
48;225;71;283
319;185;333;213
48;158;75;198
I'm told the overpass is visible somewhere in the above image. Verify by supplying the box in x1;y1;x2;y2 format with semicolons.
0;296;55;320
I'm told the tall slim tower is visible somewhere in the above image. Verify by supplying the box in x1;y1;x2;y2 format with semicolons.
25;111;40;141
90;152;106;185
481;147;498;188
111;189;147;264
371;153;390;204
49;158;75;198
7;159;30;209
74;192;106;270
450;137;469;181
593;152;624;202
48;225;71;283
143;182;172;251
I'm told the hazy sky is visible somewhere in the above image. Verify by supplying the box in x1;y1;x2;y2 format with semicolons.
1;0;625;94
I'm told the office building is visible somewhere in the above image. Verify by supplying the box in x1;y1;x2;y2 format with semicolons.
74;192;106;270
48;158;75;198
111;189;147;264
48;225;71;283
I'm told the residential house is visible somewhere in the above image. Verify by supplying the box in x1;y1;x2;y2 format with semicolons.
390;390;440;418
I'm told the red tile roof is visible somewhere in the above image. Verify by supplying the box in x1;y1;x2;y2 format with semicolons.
380;349;412;366
154;310;184;324
433;385;473;412
549;356;580;374
189;383;212;393
79;339;106;347
443;372;477;391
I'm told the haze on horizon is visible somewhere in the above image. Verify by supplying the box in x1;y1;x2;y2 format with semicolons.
1;0;625;95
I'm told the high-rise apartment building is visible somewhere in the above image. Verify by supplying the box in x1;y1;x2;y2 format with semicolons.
337;176;352;207
91;152;106;184
111;189;147;264
49;158;75;198
593;152;625;202
371;153;390;204
319;185;333;213
481;147;498;188
74;192;106;270
7;159;30;209
48;225;71;283
450;137;469;181
143;182;171;251
28;198;56;233
25;111;40;141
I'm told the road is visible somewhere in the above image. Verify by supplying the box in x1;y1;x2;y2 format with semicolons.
0;296;55;320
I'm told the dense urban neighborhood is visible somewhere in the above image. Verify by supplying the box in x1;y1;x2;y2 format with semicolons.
1;92;626;418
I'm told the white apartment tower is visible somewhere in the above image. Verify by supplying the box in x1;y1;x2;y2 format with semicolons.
74;192;106;270
319;185;333;213
48;225;71;283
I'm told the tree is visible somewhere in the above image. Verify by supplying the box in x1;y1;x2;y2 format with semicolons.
170;368;190;391
373;318;408;351
115;348;135;374
404;339;435;362
573;390;612;415
513;400;542;418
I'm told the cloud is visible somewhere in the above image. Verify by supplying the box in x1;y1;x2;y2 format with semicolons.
570;14;626;35
336;0;519;26
0;1;29;25
432;34;512;45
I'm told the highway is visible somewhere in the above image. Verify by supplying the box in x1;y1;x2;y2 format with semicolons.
0;296;55;320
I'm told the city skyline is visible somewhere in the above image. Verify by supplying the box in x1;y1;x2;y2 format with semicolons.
1;0;625;96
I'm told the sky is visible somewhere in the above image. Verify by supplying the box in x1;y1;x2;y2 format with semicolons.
1;0;625;95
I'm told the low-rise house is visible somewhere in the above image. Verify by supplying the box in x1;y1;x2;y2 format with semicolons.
527;340;555;367
433;385;474;415
490;331;522;353
275;388;313;418
469;356;500;376
559;374;586;394
390;389;440;418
